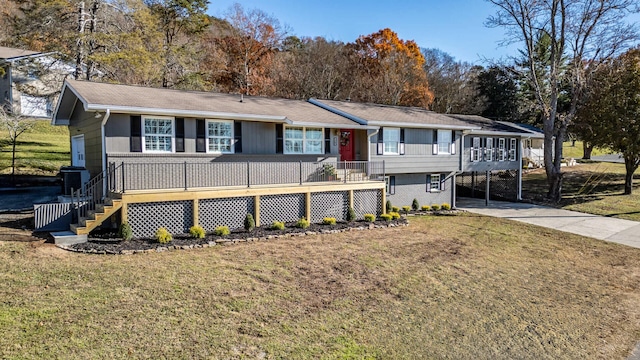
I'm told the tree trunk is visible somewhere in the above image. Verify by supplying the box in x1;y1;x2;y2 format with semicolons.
11;138;16;184
583;142;593;160
624;156;638;195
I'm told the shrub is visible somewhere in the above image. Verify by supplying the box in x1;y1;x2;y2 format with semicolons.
379;213;393;221
385;200;392;213
391;206;400;213
431;204;441;211
412;198;420;211
295;218;310;229
270;221;285;230
119;222;133;241
441;203;451;211
322;217;337;225
214;225;230;236
389;211;401;220
346;207;356;222
364;213;376;222
189;225;206;239
155;227;172;244
421;205;431;211
244;213;255;232
402;206;411;214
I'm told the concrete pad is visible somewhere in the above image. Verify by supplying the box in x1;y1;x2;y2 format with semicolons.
51;231;87;246
457;198;640;249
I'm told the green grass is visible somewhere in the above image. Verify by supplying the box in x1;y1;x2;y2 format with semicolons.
2;215;640;359
0;120;70;175
562;141;609;159
522;162;640;221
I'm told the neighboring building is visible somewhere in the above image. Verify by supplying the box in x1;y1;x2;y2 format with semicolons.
0;46;75;117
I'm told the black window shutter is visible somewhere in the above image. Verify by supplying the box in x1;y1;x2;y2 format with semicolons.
399;128;405;155
175;118;185;152
234;121;242;153
130;115;142;152
377;128;384;155
450;130;456;155
324;128;331;154
426;174;431;192
432;129;438;155
389;175;395;195
276;124;283;154
196;119;206;153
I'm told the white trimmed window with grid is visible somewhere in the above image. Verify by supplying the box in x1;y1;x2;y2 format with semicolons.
383;127;400;155
284;126;323;154
207;120;234;153
143;116;174;152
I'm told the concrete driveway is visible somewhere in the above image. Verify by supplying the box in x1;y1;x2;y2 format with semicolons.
457;198;640;249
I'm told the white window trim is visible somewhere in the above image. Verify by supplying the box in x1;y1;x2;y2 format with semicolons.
437;130;452;155
498;138;506;161
206;119;234;154
430;174;441;192
509;138;517;161
383;127;401;155
141;115;175;153
485;138;494;162
471;137;480;162
284;126;324;154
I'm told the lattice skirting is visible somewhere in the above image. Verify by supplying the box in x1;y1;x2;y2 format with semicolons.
260;194;306;225
199;197;254;231
353;189;382;218
127;201;193;238
309;191;347;222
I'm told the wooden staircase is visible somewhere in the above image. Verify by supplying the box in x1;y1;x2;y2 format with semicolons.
70;197;123;235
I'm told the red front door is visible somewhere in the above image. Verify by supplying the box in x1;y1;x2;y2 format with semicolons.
339;129;355;161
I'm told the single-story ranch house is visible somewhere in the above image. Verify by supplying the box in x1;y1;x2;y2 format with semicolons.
40;79;541;242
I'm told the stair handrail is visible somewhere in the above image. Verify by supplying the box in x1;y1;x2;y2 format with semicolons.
71;162;123;226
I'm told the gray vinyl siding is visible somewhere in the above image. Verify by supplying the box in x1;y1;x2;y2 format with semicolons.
386;173;454;208
243;122;276;154
463;135;521;172
68;105;102;177
369;128;460;174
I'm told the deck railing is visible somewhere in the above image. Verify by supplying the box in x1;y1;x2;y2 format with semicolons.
108;160;385;193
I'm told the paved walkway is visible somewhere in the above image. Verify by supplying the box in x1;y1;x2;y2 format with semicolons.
456;198;640;249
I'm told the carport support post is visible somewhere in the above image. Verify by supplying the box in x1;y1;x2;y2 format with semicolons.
485;170;490;206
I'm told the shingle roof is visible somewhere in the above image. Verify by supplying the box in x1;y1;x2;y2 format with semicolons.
0;46;41;60
310;99;478;129
60;79;363;127
447;114;531;135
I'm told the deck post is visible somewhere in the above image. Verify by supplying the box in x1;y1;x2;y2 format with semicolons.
299;161;303;185
254;195;261;227
184;162;188;191
381;188;386;214
121;161;125;193
348;189;354;209
305;192;311;221
247;161;250;188
121;202;128;223
192;198;199;226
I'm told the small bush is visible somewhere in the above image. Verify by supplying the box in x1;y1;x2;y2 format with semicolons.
270;221;285;230
412;199;420;211
214;225;230;236
364;213;376;222
441;203;451;211
119;222;133;241
346;207;356;222
431;204;441;211
389;211;401;220
380;213;393;221
402;206;411;214
385;200;392;213
322;217;337;225
189;225;206;239
391;206;400;213
295;218;310;229
421;205;431;211
244;213;255;232
155;227;172;244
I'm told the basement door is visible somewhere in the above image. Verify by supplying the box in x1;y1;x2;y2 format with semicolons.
71;134;86;168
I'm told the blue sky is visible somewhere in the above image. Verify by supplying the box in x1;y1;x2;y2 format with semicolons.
207;1;520;64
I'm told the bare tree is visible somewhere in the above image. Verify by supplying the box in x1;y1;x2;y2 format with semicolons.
0;106;35;182
486;0;639;201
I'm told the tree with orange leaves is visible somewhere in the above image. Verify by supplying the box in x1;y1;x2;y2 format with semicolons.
347;28;433;108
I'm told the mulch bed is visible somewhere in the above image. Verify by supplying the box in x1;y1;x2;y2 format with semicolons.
62;218;412;255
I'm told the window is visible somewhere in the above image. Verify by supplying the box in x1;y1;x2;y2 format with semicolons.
485;138;494;161
509;138;517;161
498;138;506;161
438;130;452;154
471;137;481;162
284;126;323;154
207;120;234;153
385;176;395;195
384;127;400;155
143;116;174;152
431;174;441;191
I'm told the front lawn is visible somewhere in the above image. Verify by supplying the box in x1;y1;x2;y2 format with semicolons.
522;162;640;221
2;215;640;359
